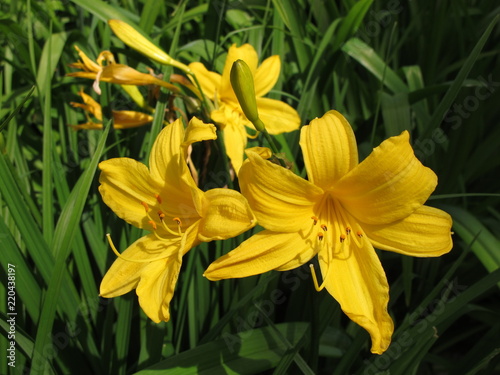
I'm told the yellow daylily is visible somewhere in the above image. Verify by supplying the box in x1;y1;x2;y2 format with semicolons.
189;44;300;172
204;110;453;354
99;117;256;322
69;91;153;129
67;45;179;95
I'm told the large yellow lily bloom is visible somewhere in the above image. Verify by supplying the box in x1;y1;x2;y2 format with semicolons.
70;91;153;129
99;118;256;322
189;44;300;173
205;110;453;354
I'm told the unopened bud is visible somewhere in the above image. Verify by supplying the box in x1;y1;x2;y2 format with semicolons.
230;60;266;132
108;20;192;74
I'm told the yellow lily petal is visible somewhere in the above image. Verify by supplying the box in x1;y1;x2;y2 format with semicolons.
100;64;180;92
198;188;256;241
182;117;217;149
77;91;102;119
223;121;248;174
73;45;100;72
112;110;153;128
239;147;323;232
188;62;221;100
256;97;301;134
333;131;437;225
254;55;281;97
108;19;192;74
66;71;99;80
100;234;177;298
220;44;259;100
136;256;181;323
204;231;315;280
300;110;358;189
363;205;453;256
321;240;394;354
148;120;203;222
99;158;159;228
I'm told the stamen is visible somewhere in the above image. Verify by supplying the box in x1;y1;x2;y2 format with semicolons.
346;227;351;235
340;234;346;243
158;211;165;220
311;216;319;225
106;234;174;263
317;232;324;241
155;194;162;204
357;231;363;238
148;220;157;230
309;263;331;292
141;201;149;211
173;217;182;226
321;224;328;231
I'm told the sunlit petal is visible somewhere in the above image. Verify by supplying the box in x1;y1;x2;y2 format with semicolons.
198;188;256;241
256;97;301;134
254;55;281;97
204;231;315;280
321;240;394;354
223;121;248;174
239;147;323;232
189;62;221;100
363;205;453;256
98;158;159;229
300;110;358;189
100;234;178;298
333;131;437;225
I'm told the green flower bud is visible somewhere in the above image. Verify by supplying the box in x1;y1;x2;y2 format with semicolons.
230;60;266;132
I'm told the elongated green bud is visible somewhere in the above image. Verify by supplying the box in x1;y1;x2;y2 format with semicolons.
230;60;266;132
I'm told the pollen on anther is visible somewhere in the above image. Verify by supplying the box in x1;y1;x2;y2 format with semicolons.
321;224;328;231
141;201;149;211
173;217;182;226
317;232;324;241
311;216;319;225
155;194;162;204
158;211;165;220
148;220;157;230
357;230;363;238
340;234;346;242
346;227;351;235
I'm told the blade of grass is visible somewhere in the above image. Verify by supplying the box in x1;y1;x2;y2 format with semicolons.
424;14;499;139
30;121;110;374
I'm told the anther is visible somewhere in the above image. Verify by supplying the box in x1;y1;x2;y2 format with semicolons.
155;194;162;204
346;227;351;235
148;220;157;230
340;234;346;243
321;224;328;231
311;216;319;225
158;211;165;220
357;230;363;238
141;201;149;211
317;232;324;241
173;217;182;226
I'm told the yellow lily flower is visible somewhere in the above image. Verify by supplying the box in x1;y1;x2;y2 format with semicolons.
69;91;153;129
204;110;453;354
189;44;300;172
99;117;256;322
67;45;179;94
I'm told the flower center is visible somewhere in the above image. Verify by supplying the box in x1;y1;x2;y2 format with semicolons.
309;195;365;291
104;193;188;264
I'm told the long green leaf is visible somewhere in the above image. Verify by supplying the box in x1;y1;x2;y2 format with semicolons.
30;122;110;374
134;323;309;375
